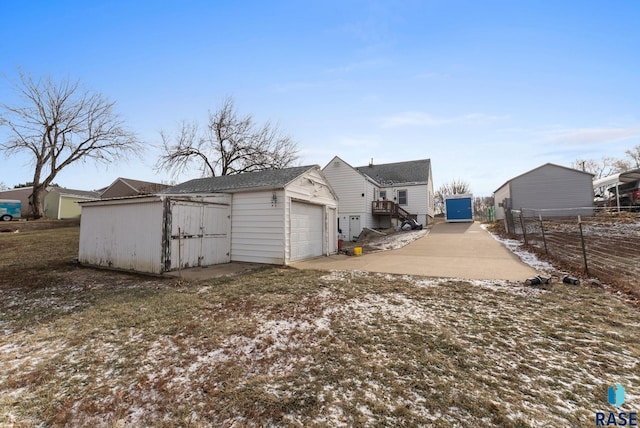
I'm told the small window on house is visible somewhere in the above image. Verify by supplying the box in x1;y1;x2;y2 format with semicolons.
398;190;408;205
380;190;387;200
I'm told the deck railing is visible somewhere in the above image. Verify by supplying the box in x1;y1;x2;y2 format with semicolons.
371;201;412;221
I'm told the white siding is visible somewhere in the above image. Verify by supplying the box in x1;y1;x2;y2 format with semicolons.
79;198;165;274
322;157;378;237
363;180;378;230
231;190;286;264
494;184;511;220
510;165;594;215
284;168;338;262
384;184;430;225
427;166;435;219
322;157;368;214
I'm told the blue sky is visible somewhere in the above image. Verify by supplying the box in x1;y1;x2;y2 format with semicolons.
1;0;639;195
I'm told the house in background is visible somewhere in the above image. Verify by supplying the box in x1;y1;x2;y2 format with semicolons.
78;165;338;274
0;187;33;216
322;156;434;241
45;187;100;219
493;163;594;221
100;177;170;199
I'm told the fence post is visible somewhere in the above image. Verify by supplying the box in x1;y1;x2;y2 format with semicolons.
520;210;527;245
539;214;548;256
578;215;589;275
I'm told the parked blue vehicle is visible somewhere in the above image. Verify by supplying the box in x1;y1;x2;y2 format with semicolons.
0;199;21;221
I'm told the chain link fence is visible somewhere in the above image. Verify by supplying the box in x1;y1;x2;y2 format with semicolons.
503;207;640;298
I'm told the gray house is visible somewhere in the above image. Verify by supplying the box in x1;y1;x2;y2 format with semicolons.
493;163;594;220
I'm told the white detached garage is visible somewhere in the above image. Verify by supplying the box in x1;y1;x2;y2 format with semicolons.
78;165;338;274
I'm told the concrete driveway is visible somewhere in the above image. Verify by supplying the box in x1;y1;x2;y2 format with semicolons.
292;222;537;281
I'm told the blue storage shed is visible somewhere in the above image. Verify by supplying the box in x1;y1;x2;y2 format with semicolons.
445;194;474;222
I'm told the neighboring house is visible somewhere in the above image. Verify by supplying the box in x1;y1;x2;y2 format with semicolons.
45;187;101;219
493;163;594;220
78;165;338;274
322;156;434;241
0;187;33;216
100;177;170;199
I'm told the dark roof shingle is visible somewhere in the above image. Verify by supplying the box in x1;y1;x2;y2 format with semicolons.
356;159;430;186
162;165;317;194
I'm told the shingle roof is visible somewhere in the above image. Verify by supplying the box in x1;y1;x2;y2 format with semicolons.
118;178;170;194
356;159;431;186
49;187;101;198
162;165;317;194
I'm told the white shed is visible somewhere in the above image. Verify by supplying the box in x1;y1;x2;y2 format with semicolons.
78;165;338;274
493;163;594;219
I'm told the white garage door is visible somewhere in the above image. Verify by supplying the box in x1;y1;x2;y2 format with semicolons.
290;202;323;261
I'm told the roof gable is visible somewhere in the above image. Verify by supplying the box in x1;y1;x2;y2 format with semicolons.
494;163;594;193
101;177;170;197
163;165;319;194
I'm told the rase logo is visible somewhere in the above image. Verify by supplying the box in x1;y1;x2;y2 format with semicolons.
595;384;637;427
610;384;626;407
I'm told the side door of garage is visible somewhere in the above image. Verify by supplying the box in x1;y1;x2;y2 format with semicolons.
170;201;231;269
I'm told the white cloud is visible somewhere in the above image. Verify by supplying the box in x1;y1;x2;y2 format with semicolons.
543;127;640;145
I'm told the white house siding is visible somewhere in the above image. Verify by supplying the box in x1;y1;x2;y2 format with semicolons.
427;167;435;219
494;184;511;220
510;165;594;215
79;198;165;274
284;168;339;262
230;190;286;264
322;157;366;213
381;184;429;225
322;157;372;239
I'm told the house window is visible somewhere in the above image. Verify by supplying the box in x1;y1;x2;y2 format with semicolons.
398;190;408;205
380;190;387;200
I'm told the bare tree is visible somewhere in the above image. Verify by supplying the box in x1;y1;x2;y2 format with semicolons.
624;145;640;169
0;71;141;218
434;179;471;214
572;157;628;179
156;97;298;178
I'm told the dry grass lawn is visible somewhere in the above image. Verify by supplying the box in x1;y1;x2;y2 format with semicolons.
1;226;639;426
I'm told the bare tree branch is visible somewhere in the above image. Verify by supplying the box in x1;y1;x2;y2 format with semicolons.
156;96;299;178
624;145;640;169
571;156;628;179
0;71;142;218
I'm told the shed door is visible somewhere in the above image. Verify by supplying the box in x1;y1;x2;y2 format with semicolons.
290;201;323;261
446;198;473;222
171;202;230;269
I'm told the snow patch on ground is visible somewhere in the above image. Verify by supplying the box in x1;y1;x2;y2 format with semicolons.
481;224;554;272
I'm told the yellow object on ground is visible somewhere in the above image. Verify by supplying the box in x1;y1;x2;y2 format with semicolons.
353;247;362;256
